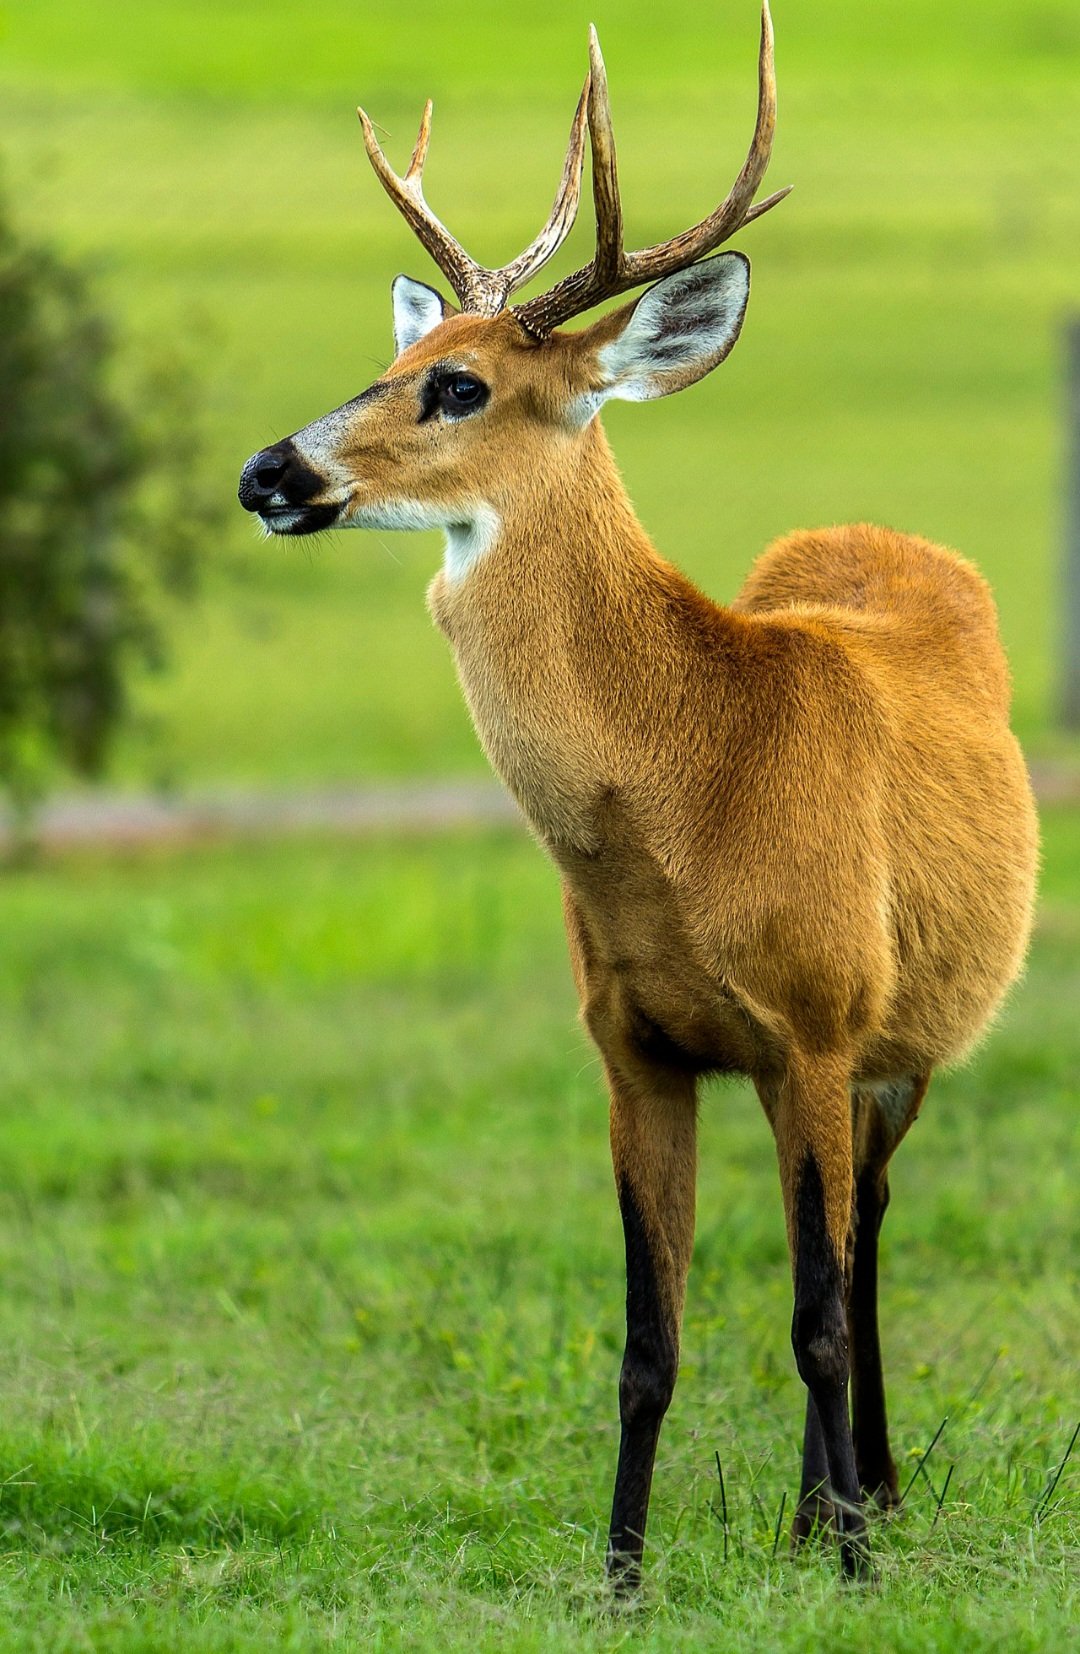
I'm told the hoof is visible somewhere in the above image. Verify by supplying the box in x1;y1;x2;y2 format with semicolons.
862;1473;901;1515
839;1529;877;1586
605;1548;643;1602
791;1492;838;1550
793;1495;877;1584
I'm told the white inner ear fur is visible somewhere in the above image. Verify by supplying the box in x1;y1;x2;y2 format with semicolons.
392;275;448;355
596;253;750;404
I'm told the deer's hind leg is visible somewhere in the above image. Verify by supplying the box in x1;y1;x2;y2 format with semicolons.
848;1075;928;1510
786;1071;929;1546
759;1050;870;1578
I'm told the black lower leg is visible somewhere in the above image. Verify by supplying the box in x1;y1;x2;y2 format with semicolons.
792;1396;835;1544
606;1175;677;1591
792;1155;871;1580
850;1171;899;1507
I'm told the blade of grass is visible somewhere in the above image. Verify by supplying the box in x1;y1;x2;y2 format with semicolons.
714;1452;729;1565
901;1415;949;1504
771;1489;787;1559
930;1463;954;1532
1033;1420;1080;1524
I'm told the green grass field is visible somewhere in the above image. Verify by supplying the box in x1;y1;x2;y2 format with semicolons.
1;3;1078;1646
4;0;1080;783
0;811;1075;1649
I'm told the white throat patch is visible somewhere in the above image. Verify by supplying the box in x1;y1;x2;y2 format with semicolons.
443;507;501;582
341;495;501;583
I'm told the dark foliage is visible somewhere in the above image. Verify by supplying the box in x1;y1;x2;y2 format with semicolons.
0;191;213;807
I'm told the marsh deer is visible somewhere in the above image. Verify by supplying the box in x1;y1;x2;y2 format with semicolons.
238;1;1038;1588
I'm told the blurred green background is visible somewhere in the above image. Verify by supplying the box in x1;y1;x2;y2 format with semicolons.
1;5;1078;1647
5;0;1079;786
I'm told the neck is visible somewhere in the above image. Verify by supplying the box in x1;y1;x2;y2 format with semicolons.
437;421;651;575
443;506;503;583
429;418;739;843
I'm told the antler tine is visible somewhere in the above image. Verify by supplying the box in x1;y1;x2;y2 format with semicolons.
512;31;621;335
586;27;623;285
496;75;591;296
405;99;433;183
360;84;595;317
357;102;501;312
359;3;788;332
516;0;791;337
739;183;794;227
625;0;783;282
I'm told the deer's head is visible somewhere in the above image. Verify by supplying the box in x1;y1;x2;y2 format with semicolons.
238;3;789;571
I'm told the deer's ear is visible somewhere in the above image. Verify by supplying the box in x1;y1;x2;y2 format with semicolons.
578;253;750;407
392;275;453;355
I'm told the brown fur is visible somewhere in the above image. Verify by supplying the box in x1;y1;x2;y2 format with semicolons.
263;301;1038;1579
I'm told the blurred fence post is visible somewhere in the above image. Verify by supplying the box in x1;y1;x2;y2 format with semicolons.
1065;317;1080;728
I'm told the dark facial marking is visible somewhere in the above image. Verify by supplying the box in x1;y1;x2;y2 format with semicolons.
418;363;490;423
275;452;325;506
293;378;391;439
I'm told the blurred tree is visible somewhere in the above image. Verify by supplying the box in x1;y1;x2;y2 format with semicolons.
0;187;214;816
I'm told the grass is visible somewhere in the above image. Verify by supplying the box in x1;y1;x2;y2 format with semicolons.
0;3;1076;1645
2;0;1080;784
0;808;1075;1648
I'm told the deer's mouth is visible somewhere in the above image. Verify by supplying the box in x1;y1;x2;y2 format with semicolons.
257;501;344;536
238;439;348;535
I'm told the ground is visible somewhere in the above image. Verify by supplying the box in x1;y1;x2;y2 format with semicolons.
0;2;1076;1646
0;811;1075;1650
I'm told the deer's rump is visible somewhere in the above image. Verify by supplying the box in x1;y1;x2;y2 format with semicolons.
721;519;1038;1074
734;519;1012;709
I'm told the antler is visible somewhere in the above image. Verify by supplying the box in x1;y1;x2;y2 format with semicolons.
514;0;791;337
358;81;590;317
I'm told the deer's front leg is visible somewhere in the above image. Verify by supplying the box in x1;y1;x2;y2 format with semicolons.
604;1058;698;1592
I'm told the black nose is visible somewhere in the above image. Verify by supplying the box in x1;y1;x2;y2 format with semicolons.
254;454;287;491
238;440;313;512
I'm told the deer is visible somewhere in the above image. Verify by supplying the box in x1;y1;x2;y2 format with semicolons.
238;1;1038;1591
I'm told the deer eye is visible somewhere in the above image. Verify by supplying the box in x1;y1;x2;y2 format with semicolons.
417;367;490;423
439;372;488;418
